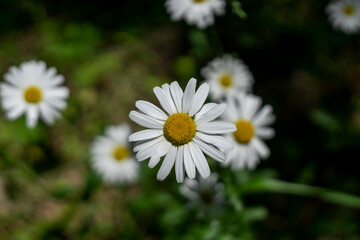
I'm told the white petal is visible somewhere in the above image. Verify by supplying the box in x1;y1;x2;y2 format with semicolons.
252;105;275;126
196;132;233;151
148;141;172;168
197;121;236;134
6;103;26;120
175;145;185;183
39;102;56;125
243;95;261;120
189;142;210;179
170;81;183;112
129;129;163;142
251;137;270;159
129;110;164;129
26;105;39;128
193;137;225;162
153;85;176;115
182;78;196;113
188;83;209;116
135;100;168;120
194;103;217;120
256;127;275;139
136;139;166;161
157;146;177;181
184;144;196;179
133;136;164;152
195;103;227;124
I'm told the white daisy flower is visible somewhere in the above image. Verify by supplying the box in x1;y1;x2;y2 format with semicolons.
223;92;275;170
326;0;360;34
180;173;225;211
128;78;236;183
90;123;139;184
165;0;226;29
201;54;254;101
0;60;69;128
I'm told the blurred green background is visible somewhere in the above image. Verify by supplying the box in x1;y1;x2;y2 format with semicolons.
0;0;360;239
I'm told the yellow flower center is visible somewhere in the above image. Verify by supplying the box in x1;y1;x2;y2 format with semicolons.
343;5;355;16
163;113;196;146
234;120;254;144
193;0;207;2
24;86;42;103
113;146;130;161
219;74;233;88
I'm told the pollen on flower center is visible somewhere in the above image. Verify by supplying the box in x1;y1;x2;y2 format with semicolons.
113;146;130;161
24;86;42;103
234;120;254;144
343;5;355;15
163;113;196;146
193;0;207;3
219;74;233;88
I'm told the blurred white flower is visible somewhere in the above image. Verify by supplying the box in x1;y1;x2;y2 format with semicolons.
180;173;225;210
326;0;360;34
90;123;139;184
0;60;69;128
165;0;226;29
201;54;254;101
129;78;235;183
223;92;275;170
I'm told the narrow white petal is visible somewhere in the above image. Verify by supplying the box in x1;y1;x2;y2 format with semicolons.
252;105;275;126
162;84;177;113
189;142;210;179
197;121;236;134
188;83;209;116
129;129;163;142
135;100;168;120
157;146;177;181
153;86;175;115
175;145;185;183
182;78;196;113
133;136;164;152
6;103;26;120
193;137;225;162
26;105;39;128
148;141;172;168
195;103;227;124
129;110;164;129
170;81;183;112
184;144;196;179
251;137;270;159
196;132;233;151
194;103;217;121
243;95;262;120
136;139;166;161
256;127;275;139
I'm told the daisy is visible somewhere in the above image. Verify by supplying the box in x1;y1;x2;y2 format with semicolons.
223;92;275;170
165;0;226;29
90;123;139;184
128;78;235;183
0;60;69;128
180;173;225;211
201;54;254;101
326;0;360;34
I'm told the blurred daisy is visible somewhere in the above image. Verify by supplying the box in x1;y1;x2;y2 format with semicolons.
326;0;360;34
165;0;226;29
180;173;225;211
129;78;235;183
0;60;69;128
90;124;138;184
223;93;275;170
201;54;254;101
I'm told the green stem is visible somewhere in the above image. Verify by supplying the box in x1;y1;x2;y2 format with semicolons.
242;178;360;209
